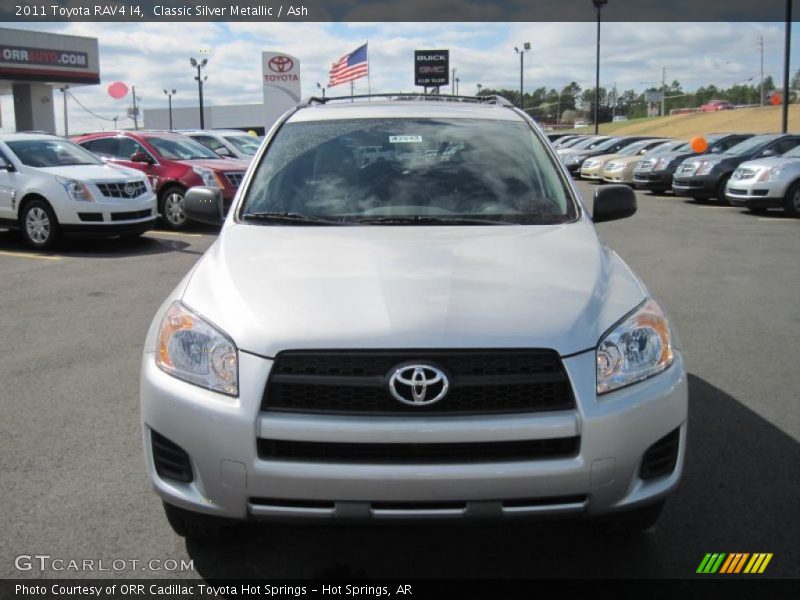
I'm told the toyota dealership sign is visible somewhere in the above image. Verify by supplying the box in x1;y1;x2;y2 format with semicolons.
261;51;301;129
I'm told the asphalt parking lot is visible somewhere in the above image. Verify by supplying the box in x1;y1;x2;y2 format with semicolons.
1;183;798;580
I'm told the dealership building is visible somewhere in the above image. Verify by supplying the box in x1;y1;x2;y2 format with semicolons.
0;28;100;133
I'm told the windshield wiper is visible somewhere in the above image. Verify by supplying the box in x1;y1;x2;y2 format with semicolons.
240;211;346;225
353;215;514;225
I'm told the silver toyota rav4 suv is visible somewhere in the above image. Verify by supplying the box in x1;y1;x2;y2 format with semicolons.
140;95;687;539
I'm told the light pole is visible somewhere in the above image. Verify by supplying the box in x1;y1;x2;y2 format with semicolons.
592;0;607;134
190;56;208;129
514;42;531;109
782;0;791;133
476;83;482;95
455;77;460;95
163;89;176;130
451;68;457;95
316;82;326;98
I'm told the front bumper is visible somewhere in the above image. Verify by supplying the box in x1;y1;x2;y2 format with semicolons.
633;170;673;191
580;165;605;180
603;168;633;184
726;180;787;208
672;174;718;197
141;349;688;522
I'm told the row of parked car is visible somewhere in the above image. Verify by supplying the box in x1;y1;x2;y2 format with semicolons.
547;132;800;217
0;128;263;249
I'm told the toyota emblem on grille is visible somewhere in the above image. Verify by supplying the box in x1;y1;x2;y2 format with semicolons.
124;182;137;197
268;56;294;73
388;364;449;406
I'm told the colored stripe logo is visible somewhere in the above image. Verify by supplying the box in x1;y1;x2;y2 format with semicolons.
697;553;773;574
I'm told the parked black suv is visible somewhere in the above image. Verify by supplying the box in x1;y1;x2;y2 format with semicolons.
633;133;753;194
672;134;800;202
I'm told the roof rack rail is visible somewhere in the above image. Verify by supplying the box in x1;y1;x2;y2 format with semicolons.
301;93;514;107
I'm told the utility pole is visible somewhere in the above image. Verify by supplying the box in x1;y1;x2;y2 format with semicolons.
60;87;69;136
592;1;606;134
759;35;765;106
661;67;667;117
782;0;791;133
514;42;531;110
131;86;139;130
452;68;456;95
611;82;617;120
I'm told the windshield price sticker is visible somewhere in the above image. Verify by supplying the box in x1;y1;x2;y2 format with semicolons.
390;135;423;143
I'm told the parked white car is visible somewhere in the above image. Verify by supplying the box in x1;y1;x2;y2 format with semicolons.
141;96;687;539
0;133;157;249
180;129;262;161
726;145;800;216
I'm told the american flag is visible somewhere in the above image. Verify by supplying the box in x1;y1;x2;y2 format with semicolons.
328;43;368;87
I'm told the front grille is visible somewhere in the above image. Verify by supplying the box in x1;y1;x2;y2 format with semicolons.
640;428;680;480
110;209;152;222
262;350;575;416
224;172;245;187
676;164;697;176
96;181;147;198
257;437;580;464
637;159;655;171
151;430;193;483
727;188;748;195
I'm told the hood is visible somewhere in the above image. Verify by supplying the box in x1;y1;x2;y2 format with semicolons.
38;164;144;182
734;156;800;170
181;223;647;357
182;157;249;171
608;154;645;166
584;152;622;165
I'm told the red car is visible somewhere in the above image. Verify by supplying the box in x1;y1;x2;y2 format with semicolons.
700;100;733;112
73;131;248;229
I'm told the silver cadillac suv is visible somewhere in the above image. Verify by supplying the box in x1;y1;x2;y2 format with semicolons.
140;95;688;538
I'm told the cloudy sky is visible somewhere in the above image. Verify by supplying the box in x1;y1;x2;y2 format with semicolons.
1;21;798;134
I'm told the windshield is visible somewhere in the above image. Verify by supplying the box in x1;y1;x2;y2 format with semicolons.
6;139;103;167
722;136;775;156
570;137;605;150
618;140;653;156
225;135;261;155
241;118;577;225
559;137;586;148
782;145;800;158
656;141;689;154
146;136;219;160
592;137;622;152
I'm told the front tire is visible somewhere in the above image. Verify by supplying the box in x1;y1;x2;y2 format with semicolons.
159;186;188;230
163;502;229;539
783;180;800;217
20;199;61;250
716;175;731;204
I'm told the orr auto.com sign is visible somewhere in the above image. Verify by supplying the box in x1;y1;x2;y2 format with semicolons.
0;44;89;68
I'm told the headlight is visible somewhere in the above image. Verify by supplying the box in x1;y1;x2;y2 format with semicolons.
192;166;222;188
156;301;238;396
56;176;94;202
597;299;674;395
605;162;623;172
696;160;716;176
654;157;672;170
757;166;782;182
583;159;599;168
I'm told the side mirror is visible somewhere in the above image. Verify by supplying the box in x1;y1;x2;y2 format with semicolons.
216;147;234;158
184;186;224;224
592;184;637;223
761;149;775;157
0;157;14;171
130;151;152;163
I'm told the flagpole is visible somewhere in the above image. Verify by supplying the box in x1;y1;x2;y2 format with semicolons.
366;41;371;100
350;80;354;102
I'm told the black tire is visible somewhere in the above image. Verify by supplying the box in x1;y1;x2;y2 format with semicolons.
19;198;61;250
596;500;665;537
162;502;228;539
746;207;769;215
716;175;731;204
158;185;188;230
783;180;800;217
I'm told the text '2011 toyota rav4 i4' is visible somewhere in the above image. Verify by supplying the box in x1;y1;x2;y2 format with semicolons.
140;95;688;539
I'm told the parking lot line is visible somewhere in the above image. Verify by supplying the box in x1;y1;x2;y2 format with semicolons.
757;218;797;223
0;250;61;261
147;231;207;238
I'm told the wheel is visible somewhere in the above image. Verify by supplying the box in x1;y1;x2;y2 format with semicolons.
783;180;800;217
162;502;228;539
716;175;731;204
159;186;188;230
20;198;61;250
596;500;665;537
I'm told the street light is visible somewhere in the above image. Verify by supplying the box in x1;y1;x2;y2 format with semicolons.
455;77;460;95
514;42;531;109
316;82;326;99
476;83;482;95
163;89;177;130
189;56;208;129
592;0;608;135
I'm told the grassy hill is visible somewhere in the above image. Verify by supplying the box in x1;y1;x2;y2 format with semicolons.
560;104;800;138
